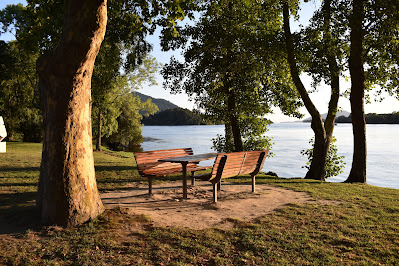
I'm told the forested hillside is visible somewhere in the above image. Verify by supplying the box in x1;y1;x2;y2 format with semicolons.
142;108;220;125
336;112;399;124
134;92;178;112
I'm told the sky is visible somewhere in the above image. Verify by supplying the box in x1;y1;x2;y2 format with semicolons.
1;0;398;122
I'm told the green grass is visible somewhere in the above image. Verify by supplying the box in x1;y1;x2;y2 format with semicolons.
0;142;398;265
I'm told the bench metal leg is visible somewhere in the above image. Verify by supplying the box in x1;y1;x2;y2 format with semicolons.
217;180;221;191
148;177;153;195
251;174;256;192
213;183;218;203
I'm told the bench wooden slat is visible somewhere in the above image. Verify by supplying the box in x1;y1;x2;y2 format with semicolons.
135;149;193;161
136;151;191;159
135;147;193;154
143;165;211;177
136;152;193;164
140;162;203;172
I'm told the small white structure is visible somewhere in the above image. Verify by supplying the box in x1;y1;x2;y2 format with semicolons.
0;116;7;153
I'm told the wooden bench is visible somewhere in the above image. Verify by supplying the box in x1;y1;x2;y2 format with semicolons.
134;148;211;194
195;150;268;202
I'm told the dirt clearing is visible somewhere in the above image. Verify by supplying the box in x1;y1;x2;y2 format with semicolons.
101;181;319;230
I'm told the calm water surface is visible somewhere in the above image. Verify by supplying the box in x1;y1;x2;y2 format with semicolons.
141;123;399;189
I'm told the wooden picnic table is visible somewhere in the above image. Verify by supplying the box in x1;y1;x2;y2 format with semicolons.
159;152;217;199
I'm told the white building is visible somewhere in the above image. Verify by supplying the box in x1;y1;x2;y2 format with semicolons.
0;116;7;152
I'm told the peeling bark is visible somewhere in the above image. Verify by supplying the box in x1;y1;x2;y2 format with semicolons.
36;0;107;226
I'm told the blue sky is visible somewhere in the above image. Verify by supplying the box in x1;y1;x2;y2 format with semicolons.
1;0;398;122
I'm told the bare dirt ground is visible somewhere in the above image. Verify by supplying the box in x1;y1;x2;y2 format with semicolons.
0;181;333;237
101;181;318;230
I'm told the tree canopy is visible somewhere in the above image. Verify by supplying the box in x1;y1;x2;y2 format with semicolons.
163;0;302;152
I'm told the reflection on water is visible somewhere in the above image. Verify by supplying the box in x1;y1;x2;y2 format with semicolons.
143;137;164;143
141;123;399;189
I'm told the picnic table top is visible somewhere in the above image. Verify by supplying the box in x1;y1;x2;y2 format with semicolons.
158;152;218;164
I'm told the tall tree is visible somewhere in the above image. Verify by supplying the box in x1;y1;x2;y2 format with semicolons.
282;0;344;181
36;0;107;226
345;0;399;183
163;0;302;152
346;0;366;182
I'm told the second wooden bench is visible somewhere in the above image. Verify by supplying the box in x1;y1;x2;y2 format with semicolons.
195;150;268;202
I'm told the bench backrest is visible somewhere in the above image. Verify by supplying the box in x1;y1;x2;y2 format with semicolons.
134;148;194;176
209;150;268;182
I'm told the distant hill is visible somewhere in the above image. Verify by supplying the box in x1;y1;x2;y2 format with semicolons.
303;110;350;122
134;92;179;112
336;112;399;124
142;108;218;125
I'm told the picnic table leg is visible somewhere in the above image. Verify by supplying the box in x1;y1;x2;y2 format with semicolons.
182;162;188;199
148;177;152;195
191;171;195;186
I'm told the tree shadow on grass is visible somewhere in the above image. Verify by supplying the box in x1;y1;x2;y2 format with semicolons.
0;183;37;187
0;191;37;210
262;178;323;185
0;191;41;235
0;167;40;172
95;165;138;172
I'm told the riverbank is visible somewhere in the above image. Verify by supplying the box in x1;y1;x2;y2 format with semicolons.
0;143;398;264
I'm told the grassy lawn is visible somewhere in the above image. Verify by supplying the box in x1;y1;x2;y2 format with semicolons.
0;142;398;265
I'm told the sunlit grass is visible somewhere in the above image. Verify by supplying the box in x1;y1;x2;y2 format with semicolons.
0;142;398;265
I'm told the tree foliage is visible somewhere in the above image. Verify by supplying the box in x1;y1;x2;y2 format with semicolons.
163;0;302;152
104;92;158;150
91;42;160;150
0;0;179;146
0;40;41;141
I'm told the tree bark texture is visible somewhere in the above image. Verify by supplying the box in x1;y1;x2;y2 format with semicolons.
224;122;234;152
346;0;367;183
283;2;340;181
227;91;244;152
36;0;107;226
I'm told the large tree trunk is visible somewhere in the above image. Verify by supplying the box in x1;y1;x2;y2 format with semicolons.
346;0;367;183
36;0;107;226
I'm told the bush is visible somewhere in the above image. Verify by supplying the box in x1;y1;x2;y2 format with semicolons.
301;136;345;179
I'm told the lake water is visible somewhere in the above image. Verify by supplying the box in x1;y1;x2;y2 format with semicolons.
141;123;399;189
